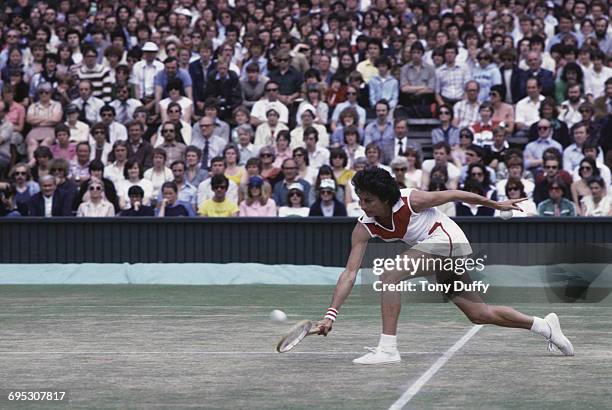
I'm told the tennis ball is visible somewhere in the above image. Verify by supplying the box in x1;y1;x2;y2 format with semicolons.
270;309;288;322
499;210;513;220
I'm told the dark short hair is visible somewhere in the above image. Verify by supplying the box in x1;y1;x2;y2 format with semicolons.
211;174;229;188
161;181;178;193
123;158;143;179
352;167;400;206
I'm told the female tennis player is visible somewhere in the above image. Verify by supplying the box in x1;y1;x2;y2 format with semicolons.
316;167;574;365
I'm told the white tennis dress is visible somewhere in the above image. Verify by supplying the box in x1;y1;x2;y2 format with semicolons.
358;188;472;257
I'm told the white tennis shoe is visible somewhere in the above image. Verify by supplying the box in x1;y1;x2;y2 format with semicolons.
544;313;574;356
353;346;401;365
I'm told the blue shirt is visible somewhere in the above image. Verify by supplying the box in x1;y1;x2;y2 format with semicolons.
524;137;563;171
154;69;193;99
368;75;399;109
363;120;395;147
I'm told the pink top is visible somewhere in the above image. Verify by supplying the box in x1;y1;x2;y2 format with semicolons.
239;198;278;217
6;102;25;129
50;143;77;161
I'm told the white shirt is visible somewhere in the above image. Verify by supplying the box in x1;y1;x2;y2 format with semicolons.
144;167;173;198
104;161;126;185
422;159;461;180
131;60;165;99
76;200;115;217
308;146;331;171
109;99;143;124
107;121;128;145
66;121;90;143
584;66;612;99
515;95;545;126
160;97;193;122
116;179;154;208
44;195;53;217
72;96;105;124
558;99;585;129
250;99;289;124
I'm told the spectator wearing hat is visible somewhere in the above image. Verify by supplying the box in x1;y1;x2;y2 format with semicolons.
119;186;155;216
198;174;239;217
240;62;269;110
308;179;347;217
71;80;104;125
250;80;289;127
254;107;289;148
64;103;89;143
25;82;62;166
75;45;113;103
239;175;277;217
132;42;164;107
278;183;310;217
290;107;329;150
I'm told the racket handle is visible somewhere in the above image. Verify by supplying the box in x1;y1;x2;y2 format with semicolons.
307;324;321;335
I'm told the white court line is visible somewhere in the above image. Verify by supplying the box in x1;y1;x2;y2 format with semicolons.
389;325;482;410
0;351;441;355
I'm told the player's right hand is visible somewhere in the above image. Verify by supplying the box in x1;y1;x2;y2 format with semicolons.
316;318;333;336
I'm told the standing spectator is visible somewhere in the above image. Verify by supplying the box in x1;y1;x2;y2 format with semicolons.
71;80;104;125
368;57;398;110
472;50;501;103
132;42;164;111
189;41;215;115
537;178;577;216
239;176;277;217
26;83;62;165
76;178;115;217
399;42;436;118
356;39;382;82
75;46;113;103
309;179;347;217
498;48;522;105
198;174;239;217
435;42;470;107
452;81;480;129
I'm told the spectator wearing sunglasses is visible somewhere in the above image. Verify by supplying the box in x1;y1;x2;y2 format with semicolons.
277;183;310;217
537;177;576;216
76;177;115;217
494;178;537;217
308;179;347;217
198;174;239;217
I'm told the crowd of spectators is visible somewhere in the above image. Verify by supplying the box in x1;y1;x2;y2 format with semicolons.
0;0;610;218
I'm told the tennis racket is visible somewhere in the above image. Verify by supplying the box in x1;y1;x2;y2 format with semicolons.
276;320;321;353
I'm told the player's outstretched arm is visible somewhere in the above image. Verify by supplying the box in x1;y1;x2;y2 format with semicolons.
316;223;370;335
410;189;526;213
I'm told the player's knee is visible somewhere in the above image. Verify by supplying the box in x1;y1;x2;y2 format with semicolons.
466;306;493;325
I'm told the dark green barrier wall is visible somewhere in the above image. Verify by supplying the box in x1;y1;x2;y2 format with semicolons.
1;218;611;266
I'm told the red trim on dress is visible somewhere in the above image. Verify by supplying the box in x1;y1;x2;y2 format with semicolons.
363;197;412;240
428;222;454;258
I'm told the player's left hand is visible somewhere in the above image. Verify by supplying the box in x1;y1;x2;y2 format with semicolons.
315;318;333;336
495;197;526;211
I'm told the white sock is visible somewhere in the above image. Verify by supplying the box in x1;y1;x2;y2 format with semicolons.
530;316;551;338
378;334;397;349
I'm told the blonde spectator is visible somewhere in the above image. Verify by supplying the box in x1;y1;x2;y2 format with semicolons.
239;176;277;217
25;83;62;165
76;178;115;217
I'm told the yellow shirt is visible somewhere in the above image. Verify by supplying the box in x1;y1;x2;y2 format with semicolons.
356;60;379;82
225;168;245;186
198;198;239;217
336;169;355;187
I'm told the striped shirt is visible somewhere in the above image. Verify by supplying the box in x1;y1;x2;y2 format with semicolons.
75;64;113;103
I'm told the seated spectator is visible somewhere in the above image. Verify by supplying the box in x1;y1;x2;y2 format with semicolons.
571;158;599;211
26;82;62;165
537;178;577;216
71;80;104;126
27;175;70;217
184;146;208;188
104;140;129;185
198;174;239;217
428;177;455;217
290;107;329;149
69;142;91;183
563;122;596;172
484;127;510;176
240;62;268;110
2;84;27;153
144;148;173;200
330;85;366;131
49;124;76;162
258;146;282;186
330;149;355;196
466;163;498;200
435;42;470;107
0;101;13;176
308;165;346;207
99;105;128;144
496;157;535;201
254;108;289;148
5;164;40;206
325;75;348;113
451;81;480;129
293;147;317;186
222;144;245;186
593;77;612;123
0;183;28;217
119;186;155;217
363;100;394;148
74;159;119;213
159;78;192;124
297;84;328;127
272;158;310;207
197;156;239;209
493;178;537;217
267;49;303;111
534;156;573;204
229;107;252;145
76;177;115;217
116;159;153;209
382;118;422;165
50;158;78;215
572;139;612;187
514;78;545;144
157;122;186;167
331;107;365;148
524;119;563;176
452;128;474;168
489;85;515;133
422;142;460;190
364;143;391;174
431;105;460;149
558;82;586;129
584;49;612;102
109;84;143;125
519;51;555;99
455;179;495;216
203;60;242;122
527;97;570;148
303;127;330;171
554;62;584;105
390;156;412;189
278;183;311;217
470;102;500;147
234;124;259;166
89;123;112;166
157;181;194;217
580;176;611;216
239;176;277;217
309;179;347;217
272;131;293;168
249;80;289;127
